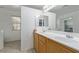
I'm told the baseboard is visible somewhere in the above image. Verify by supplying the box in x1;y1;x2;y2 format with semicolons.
21;48;34;51
4;40;21;43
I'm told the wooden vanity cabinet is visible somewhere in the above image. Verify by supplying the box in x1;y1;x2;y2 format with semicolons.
34;33;47;53
47;39;76;53
34;33;78;53
38;35;47;53
34;33;39;52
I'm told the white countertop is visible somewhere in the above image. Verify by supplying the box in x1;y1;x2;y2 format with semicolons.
36;31;79;51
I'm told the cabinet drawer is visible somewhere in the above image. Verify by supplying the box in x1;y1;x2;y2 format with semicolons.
34;33;38;39
39;40;45;46
39;35;47;44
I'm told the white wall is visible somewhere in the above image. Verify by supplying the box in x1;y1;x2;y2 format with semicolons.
21;6;42;50
21;6;56;50
0;8;21;42
0;31;4;49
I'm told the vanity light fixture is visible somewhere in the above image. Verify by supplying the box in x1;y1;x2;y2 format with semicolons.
43;5;57;12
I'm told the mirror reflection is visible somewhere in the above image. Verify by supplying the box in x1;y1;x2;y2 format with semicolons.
38;15;48;27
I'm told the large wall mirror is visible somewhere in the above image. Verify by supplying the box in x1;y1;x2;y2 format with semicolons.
56;17;74;32
64;17;73;32
38;15;48;27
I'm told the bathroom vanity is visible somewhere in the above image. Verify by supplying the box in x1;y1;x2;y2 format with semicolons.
34;31;79;53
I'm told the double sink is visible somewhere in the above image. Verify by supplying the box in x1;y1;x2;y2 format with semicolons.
36;31;79;51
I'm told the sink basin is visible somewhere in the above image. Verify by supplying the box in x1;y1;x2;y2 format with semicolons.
40;31;79;42
36;31;79;51
43;31;65;37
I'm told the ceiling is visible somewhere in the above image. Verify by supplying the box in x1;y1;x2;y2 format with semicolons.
50;5;79;18
0;5;79;17
25;5;44;10
25;5;79;17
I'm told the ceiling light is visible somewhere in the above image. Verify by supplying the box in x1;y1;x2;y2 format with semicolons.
43;5;57;12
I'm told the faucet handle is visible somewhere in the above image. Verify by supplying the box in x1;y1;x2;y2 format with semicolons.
66;35;73;38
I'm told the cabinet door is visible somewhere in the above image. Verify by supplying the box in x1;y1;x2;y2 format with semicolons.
34;33;39;52
47;39;73;53
38;41;46;53
38;35;47;53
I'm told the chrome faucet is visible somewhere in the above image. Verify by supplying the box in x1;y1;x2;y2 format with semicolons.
66;34;73;38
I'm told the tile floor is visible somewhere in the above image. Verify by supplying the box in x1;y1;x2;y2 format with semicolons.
0;40;35;53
